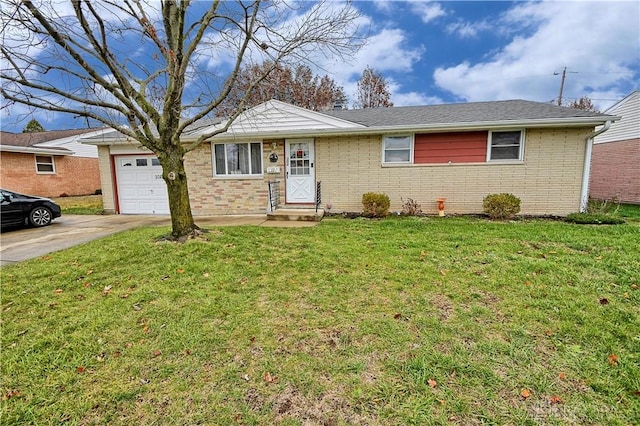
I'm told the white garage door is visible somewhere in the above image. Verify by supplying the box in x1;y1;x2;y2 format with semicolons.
116;156;170;214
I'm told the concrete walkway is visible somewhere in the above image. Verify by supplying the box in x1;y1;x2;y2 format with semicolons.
0;214;317;267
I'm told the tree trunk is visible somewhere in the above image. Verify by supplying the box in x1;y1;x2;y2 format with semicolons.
161;146;197;239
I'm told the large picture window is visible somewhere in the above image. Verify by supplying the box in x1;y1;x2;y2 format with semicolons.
488;130;524;161
35;155;55;173
383;135;413;163
213;142;262;176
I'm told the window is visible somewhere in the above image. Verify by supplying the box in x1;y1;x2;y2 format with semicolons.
383;135;413;163
35;155;55;173
213;142;262;176
488;130;524;161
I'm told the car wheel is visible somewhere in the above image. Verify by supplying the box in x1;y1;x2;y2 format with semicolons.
29;206;52;227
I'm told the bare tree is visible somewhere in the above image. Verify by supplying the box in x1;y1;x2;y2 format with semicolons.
569;96;598;112
1;0;361;238
216;61;346;115
354;66;393;109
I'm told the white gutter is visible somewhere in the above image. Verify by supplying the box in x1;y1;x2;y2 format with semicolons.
81;116;620;146
0;145;73;155
580;121;612;212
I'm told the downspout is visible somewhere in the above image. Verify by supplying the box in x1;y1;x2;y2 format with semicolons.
580;121;612;212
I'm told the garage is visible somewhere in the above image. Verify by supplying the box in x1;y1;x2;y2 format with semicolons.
115;155;170;214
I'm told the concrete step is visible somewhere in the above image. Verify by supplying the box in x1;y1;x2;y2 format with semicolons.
267;208;324;222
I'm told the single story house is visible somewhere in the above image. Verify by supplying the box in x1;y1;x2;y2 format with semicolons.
590;91;639;204
0;128;107;197
82;99;618;216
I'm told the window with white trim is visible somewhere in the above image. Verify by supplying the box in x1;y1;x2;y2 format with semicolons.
35;155;55;173
487;130;524;161
383;135;413;163
213;142;263;176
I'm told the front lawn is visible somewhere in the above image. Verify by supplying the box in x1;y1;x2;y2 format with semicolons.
52;195;103;215
1;217;638;424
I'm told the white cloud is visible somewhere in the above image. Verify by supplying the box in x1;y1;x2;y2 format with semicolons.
433;1;639;108
446;19;491;38
410;1;446;23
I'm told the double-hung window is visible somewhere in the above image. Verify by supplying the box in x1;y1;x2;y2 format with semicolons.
35;155;55;173
213;142;262;176
383;135;413;163
487;130;524;161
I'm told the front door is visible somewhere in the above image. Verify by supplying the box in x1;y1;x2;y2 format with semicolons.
285;139;315;203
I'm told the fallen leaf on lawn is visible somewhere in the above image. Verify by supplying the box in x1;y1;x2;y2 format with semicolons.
549;395;563;404
143;325;150;334
83;282;91;288
225;243;235;248
263;372;278;383
103;285;112;295
161;275;170;281
524;280;531;286
120;293;130;299
96;353;105;362
152;350;162;357
77;366;85;373
545;329;554;336
521;388;531;399
87;269;93;275
177;269;185;273
631;284;638;290
608;354;619;366
394;313;401;319
428;378;437;388
558;372;566;380
242;374;250;381
183;349;191;356
439;270;446;276
419;251;426;261
599;298;609;305
54;289;63;293
133;304;141;311
203;272;210;278
3;389;22;400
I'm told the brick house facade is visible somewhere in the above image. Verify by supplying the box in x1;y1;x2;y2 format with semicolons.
590;91;640;204
85;100;618;216
1;128;108;198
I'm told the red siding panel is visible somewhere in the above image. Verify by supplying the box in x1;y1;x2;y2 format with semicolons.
415;131;488;164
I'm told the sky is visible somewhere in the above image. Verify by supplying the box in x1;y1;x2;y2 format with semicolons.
1;0;639;133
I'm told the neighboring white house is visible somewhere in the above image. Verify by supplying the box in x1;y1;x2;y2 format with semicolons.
591;91;640;204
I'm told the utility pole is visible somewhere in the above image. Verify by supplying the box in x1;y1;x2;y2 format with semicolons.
554;67;578;106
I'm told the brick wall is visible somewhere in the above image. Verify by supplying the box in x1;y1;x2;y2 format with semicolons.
316;128;591;216
184;139;286;215
0;152;101;197
589;138;640;204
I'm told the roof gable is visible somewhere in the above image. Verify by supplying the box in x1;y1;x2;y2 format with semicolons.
187;100;364;137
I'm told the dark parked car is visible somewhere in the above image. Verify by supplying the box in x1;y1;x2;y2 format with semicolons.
1;189;62;228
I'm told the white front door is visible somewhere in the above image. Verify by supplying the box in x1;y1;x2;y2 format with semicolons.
285;139;315;203
116;155;170;214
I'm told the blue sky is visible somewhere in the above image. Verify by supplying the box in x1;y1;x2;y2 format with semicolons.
1;0;638;132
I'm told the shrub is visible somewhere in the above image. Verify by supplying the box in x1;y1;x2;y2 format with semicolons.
587;198;620;215
401;197;422;216
482;193;521;220
565;213;624;225
362;192;390;218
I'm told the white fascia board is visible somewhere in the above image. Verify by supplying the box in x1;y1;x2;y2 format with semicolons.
0;145;73;155
80;115;621;145
196;116;621;143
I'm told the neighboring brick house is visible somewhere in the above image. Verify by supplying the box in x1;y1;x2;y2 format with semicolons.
0;128;107;197
590;91;640;204
82;99;617;216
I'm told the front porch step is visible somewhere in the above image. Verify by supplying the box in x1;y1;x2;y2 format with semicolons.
267;208;324;222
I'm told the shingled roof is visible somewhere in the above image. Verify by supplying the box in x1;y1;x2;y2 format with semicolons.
0;128;102;147
321;99;614;127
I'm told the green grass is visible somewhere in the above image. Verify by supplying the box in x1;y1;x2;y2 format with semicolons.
52;195;103;215
2;217;639;425
617;203;640;220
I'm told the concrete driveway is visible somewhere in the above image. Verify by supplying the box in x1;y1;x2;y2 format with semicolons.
1;214;315;267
